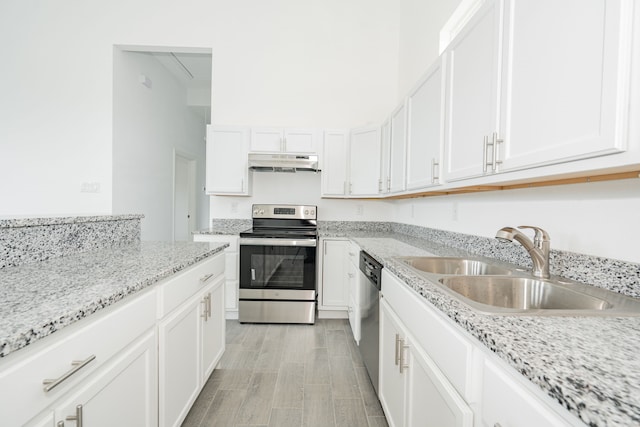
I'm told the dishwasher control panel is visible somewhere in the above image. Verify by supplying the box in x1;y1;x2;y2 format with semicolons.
360;251;383;290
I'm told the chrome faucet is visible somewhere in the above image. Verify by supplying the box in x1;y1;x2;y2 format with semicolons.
495;226;550;279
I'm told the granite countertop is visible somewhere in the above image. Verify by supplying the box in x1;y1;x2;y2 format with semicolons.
332;231;640;427
0;241;227;358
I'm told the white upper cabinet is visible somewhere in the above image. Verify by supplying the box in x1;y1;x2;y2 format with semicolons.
321;130;349;197
206;126;251;196
498;0;632;172
379;119;391;194
406;57;445;190
389;103;408;193
443;0;502;182
349;126;382;196
444;0;634;182
250;127;318;153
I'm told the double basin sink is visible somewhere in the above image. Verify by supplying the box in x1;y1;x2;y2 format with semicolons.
395;256;640;316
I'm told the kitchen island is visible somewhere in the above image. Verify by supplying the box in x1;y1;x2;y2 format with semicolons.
0;240;227;358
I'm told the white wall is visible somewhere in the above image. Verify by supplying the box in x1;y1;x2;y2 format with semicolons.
0;0;400;218
209;172;393;221
112;49;208;241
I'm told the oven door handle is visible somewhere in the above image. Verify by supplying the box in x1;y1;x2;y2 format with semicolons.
239;238;317;247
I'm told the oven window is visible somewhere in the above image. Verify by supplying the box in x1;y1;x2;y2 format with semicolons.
240;245;316;290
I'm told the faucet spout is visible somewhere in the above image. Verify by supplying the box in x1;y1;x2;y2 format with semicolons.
495;226;550;279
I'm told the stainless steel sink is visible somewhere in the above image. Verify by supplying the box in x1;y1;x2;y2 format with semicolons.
397;257;512;276
438;276;640;315
392;256;640;316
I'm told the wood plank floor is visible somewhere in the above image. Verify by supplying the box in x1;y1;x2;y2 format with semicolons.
182;319;388;427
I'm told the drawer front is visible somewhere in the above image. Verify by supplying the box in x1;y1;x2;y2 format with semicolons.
0;289;156;427
158;253;225;317
382;270;473;399
481;358;575;427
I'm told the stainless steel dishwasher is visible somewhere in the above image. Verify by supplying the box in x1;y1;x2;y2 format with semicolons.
358;250;383;393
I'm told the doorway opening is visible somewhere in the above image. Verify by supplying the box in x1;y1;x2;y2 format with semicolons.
174;151;197;241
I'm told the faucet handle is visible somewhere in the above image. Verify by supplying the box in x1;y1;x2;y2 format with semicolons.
518;226;550;247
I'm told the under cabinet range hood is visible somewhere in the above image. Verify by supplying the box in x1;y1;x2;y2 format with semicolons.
247;152;319;173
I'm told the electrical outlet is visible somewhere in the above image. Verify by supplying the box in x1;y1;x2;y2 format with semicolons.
452;202;459;221
356;204;364;216
411;204;415;218
231;202;238;213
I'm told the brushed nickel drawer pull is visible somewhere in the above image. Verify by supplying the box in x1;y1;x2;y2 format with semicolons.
199;273;215;284
394;334;401;366
43;355;96;392
399;343;410;374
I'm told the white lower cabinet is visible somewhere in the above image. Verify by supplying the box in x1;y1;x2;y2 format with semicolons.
193;234;240;318
159;274;225;427
347;241;361;343
381;269;585;427
480;357;578;427
3;253;226;427
53;329;157;427
380;298;473;427
319;238;350;310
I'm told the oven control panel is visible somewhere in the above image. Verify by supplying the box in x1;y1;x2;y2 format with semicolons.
252;204;317;220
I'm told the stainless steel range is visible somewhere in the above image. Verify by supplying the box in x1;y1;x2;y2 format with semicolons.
238;204;318;324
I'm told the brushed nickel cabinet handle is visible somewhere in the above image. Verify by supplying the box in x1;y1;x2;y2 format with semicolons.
492;132;503;172
200;273;214;284
483;135;489;173
43;355;96;392
394;334;401;366
431;158;440;184
399;343;409;374
207;292;212;319
65;404;83;427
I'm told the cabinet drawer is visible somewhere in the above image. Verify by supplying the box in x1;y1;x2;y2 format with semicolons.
0;289;156;427
158;254;225;317
481;358;576;427
382;270;474;399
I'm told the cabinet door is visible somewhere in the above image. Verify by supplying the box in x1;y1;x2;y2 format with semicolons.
202;277;225;382
206;126;250;195
349;126;382;196
499;0;631;171
406;58;444;190
406;340;473;427
444;0;502;182
320;239;349;308
250;127;284;152
158;295;202;427
389;103;407;193
284;128;318;153
379;119;391;194
379;300;407;427
55;330;157;427
322;130;349;196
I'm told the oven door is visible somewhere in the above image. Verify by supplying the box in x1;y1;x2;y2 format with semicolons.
239;238;317;295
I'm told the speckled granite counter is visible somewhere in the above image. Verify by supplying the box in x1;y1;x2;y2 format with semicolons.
194;219;252;236
330;232;640;427
0;241;227;358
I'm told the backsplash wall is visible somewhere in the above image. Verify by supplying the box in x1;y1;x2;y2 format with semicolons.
0;215;142;269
